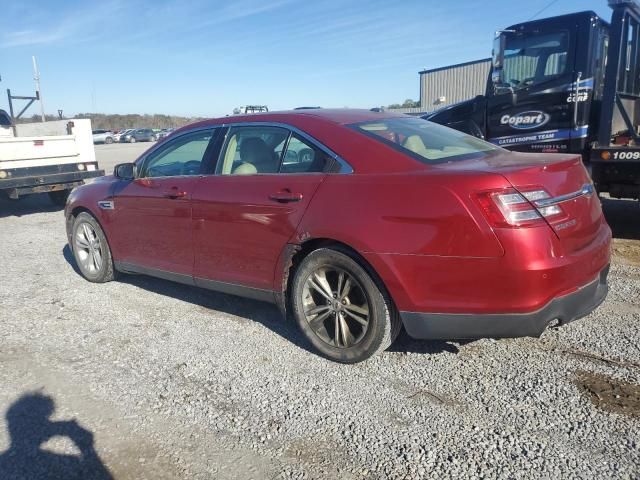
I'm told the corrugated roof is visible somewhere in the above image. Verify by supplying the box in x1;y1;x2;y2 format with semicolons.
419;58;491;75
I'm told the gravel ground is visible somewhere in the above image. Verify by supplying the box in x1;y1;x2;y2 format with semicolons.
0;146;639;479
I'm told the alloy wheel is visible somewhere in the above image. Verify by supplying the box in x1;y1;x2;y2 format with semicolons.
301;267;370;348
74;222;103;274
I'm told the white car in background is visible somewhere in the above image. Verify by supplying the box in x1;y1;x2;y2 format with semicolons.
157;128;175;140
113;129;133;142
92;129;114;144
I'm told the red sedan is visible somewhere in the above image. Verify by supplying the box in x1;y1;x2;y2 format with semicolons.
65;110;611;363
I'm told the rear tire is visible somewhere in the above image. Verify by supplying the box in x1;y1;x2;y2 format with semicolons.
71;212;115;283
48;189;70;206
291;248;399;363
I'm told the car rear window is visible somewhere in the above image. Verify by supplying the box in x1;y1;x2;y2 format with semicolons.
351;117;502;164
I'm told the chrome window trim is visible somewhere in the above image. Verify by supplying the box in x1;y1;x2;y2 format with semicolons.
533;183;595;208
218;121;354;174
137;122;354;177
276;130;293;173
137;126;218;179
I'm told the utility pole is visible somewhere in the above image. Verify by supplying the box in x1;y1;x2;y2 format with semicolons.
32;56;45;122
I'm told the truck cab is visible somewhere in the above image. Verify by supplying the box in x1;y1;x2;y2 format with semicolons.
0;109;12;138
428;1;640;200
427;11;608;155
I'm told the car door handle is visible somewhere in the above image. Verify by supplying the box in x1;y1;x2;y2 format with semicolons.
164;188;187;199
269;190;303;203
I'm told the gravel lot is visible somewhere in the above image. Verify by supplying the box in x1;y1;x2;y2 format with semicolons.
0;144;639;479
94;141;151;174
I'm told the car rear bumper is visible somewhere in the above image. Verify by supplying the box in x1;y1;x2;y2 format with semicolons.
400;265;609;340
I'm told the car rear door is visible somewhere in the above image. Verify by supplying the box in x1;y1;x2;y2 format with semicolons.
191;124;335;292
110;128;217;276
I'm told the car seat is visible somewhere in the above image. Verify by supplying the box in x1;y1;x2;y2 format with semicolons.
234;137;278;174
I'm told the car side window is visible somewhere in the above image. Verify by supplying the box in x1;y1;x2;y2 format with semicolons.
280;134;332;173
218;126;289;175
140;129;214;178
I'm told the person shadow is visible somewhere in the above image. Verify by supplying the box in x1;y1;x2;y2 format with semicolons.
0;393;113;480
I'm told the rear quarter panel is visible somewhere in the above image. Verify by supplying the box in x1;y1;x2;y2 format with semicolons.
295;171;506;258
292;171;510;309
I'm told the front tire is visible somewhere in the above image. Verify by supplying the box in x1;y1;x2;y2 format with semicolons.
291;248;399;363
129;137;136;143
105;136;113;144
71;212;115;283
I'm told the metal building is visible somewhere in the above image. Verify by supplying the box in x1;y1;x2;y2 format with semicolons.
419;58;491;113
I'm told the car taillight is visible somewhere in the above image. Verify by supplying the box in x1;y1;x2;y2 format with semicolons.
520;189;563;219
474;187;563;228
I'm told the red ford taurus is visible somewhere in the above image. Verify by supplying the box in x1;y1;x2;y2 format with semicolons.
65;110;611;363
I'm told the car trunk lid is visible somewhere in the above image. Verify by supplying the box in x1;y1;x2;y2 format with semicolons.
436;151;604;253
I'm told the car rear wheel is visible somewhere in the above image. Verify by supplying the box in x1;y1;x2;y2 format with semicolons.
291;248;400;363
71;212;115;283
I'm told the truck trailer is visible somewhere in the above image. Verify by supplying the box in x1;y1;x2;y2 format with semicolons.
426;0;640;201
0;110;104;205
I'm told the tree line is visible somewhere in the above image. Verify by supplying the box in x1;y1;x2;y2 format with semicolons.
17;113;205;130
386;99;420;109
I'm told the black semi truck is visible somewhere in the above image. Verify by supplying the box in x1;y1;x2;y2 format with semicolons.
426;0;640;200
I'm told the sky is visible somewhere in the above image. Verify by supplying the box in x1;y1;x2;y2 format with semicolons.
0;0;611;118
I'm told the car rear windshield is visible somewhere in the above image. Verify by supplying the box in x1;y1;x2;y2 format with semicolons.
351;117;502;164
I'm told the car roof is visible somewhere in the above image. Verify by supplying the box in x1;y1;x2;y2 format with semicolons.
184;109;408;130
279;108;408;124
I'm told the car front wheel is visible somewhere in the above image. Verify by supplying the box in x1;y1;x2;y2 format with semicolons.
291;247;400;363
71;212;115;283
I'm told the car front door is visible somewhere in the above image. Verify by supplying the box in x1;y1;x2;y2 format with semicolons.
110;128;217;276
191;125;336;293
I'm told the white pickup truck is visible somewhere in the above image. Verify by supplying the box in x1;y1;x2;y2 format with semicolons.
0;110;104;205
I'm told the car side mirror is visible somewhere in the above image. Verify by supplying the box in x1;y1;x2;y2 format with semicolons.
114;162;135;180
